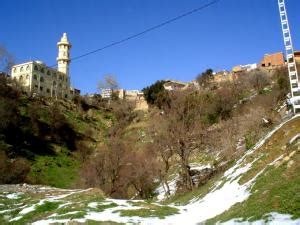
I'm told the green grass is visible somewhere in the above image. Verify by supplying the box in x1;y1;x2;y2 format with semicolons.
28;151;80;188
115;205;179;219
10;201;61;225
51;211;87;220
207;126;300;224
81;220;125;225
93;202;118;212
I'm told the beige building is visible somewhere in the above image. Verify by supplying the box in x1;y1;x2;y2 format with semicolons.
213;70;233;83
122;90;148;111
294;51;300;64
163;80;188;91
163;80;199;91
11;33;78;99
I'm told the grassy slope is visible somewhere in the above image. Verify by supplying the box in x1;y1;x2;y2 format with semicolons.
25;100;112;189
28;149;80;188
0;187;179;224
206;116;300;224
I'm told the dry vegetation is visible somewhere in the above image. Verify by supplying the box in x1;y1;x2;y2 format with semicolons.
0;54;292;199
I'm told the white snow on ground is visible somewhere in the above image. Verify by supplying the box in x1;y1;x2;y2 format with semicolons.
155;163;211;201
8;115;300;224
5;193;23;199
155;175;179;201
289;133;300;145
13;188;93;220
220;212;300;225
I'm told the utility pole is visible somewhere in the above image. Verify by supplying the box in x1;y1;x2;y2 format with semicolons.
278;0;300;113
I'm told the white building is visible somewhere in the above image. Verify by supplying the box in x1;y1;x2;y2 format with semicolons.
101;88;113;99
11;33;78;99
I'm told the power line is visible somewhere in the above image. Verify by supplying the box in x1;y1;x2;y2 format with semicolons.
51;0;221;67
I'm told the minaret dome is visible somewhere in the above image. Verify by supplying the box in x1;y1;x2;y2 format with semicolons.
57;33;71;76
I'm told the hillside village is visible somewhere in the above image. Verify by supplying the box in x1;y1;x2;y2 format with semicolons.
9;32;300;113
1;0;300;225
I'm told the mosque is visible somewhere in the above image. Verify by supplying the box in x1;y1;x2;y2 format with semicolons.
11;33;79;99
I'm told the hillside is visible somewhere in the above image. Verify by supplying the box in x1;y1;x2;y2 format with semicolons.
0;115;299;224
0;76;114;188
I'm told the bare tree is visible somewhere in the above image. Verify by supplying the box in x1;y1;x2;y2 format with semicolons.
149;119;174;197
97;74;119;92
156;91;206;191
248;70;270;93
0;45;14;73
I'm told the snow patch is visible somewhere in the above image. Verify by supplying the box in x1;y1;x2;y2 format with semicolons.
6;193;23;199
220;212;300;225
289;133;300;145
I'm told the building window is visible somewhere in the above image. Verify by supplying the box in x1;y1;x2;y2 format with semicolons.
40;86;43;91
40;77;44;82
59;83;62;88
26;74;29;79
52;90;56;95
34;84;38;88
46;88;50;93
19;75;23;81
41;68;45;73
20;67;24;72
59;75;63;80
53;81;56;86
34;65;38;71
292;83;298;88
47;70;51;76
26;65;30;71
33;74;37;80
53;73;57;79
65;94;68;98
13;68;17;73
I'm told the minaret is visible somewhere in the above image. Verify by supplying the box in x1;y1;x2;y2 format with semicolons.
57;33;71;76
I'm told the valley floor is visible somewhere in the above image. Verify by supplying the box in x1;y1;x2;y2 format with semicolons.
1;116;300;225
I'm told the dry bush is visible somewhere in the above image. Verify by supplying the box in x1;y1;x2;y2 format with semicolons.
0;151;30;184
80;138;159;199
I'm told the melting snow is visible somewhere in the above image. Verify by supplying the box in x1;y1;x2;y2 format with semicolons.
7;115;300;224
220;212;300;225
6;193;23;199
289;133;300;145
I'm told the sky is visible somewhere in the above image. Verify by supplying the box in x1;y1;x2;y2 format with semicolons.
1;0;300;94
